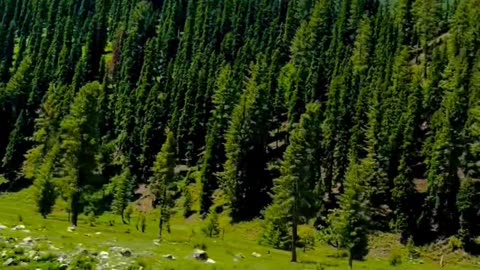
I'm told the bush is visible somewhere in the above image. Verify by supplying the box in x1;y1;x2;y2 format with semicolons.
127;258;148;270
447;236;463;252
389;250;402;266
407;238;421;259
193;241;208;251
69;255;97;270
125;205;134;224
202;210;220;238
298;226;317;251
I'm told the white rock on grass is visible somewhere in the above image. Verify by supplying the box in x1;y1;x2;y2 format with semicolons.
67;226;76;232
23;237;33;244
0;224;8;230
12;225;25;231
205;258;216;264
163;254;176;260
193;249;208;261
3;258;14;266
252;252;261;258
98;251;109;260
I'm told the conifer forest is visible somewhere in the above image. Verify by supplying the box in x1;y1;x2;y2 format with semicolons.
1;0;480;266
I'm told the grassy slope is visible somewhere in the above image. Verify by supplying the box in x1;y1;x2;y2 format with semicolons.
0;188;478;270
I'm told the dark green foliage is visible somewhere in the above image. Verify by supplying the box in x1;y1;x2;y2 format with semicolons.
328;162;370;269
111;168;134;223
150;131;176;239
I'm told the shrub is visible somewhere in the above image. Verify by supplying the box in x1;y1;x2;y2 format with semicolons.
389;250;402;266
447;236;463;252
125;205;134;224
69;255;97;270
202;210;220;238
193;241;207;251
407;238;421;259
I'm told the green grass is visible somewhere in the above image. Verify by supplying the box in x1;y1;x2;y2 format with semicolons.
0;188;478;269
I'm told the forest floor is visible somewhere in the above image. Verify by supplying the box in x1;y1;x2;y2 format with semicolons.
0;188;479;269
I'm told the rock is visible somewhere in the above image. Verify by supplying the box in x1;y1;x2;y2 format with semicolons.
110;246;122;253
23;230;31;233
78;249;89;256
59;264;68;270
205;258;216;264
0;224;8;230
153;239;161;246
23;237;33;244
84;233;92;237
95;232;102;235
12;225;25;231
3;258;14;266
1;250;7;258
120;248;132;257
234;253;245;262
252;252;261;258
193;249;208;261
163;254;176;260
33;256;40;261
57;254;68;264
67;226;76;232
98;251;109;260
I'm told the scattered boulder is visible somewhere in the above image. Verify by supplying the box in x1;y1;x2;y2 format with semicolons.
234;253;245;262
193;249;208;261
163;254;176;260
0;224;8;230
206;258;216;264
98;251;109;260
3;258;14;266
110;246;122;253
67;226;76;232
95;232;102;235
12;225;25;231
23;237;33;244
153;239;161;246
57;254;68;264
78;249;89;256
120;248;132;257
252;252;261;258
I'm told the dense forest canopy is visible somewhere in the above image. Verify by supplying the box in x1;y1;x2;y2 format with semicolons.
0;0;480;260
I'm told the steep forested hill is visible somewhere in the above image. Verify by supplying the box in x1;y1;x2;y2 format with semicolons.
0;0;479;259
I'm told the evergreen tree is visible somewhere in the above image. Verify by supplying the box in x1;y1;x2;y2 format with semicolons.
111;167;134;223
328;162;370;270
222;61;272;221
149;131;176;239
264;102;322;262
59;82;103;227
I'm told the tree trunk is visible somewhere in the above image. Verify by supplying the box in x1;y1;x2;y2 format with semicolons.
349;252;353;270
121;209;126;224
159;208;164;240
71;192;79;227
291;197;298;262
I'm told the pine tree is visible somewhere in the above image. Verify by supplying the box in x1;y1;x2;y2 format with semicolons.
222;60;272;221
59;82;103;227
149;131;176;239
328;162;370;270
265;102;322;262
111;167;134;223
202;209;220;238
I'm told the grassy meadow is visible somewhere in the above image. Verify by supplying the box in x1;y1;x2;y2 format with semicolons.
0;188;479;269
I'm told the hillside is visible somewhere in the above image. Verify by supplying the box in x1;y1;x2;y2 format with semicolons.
0;0;480;269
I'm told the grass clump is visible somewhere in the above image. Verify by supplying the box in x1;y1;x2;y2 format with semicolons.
389;249;402;266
